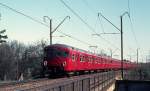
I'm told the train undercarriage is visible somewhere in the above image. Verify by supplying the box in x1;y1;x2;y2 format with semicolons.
41;66;118;78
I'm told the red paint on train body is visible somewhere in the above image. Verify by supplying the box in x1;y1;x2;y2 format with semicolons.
43;44;136;74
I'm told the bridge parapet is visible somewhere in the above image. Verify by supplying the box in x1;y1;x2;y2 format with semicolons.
23;71;116;91
0;71;121;91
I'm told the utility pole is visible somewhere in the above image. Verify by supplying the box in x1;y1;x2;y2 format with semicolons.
110;49;113;58
120;12;130;79
43;16;70;45
89;45;98;54
120;15;124;79
137;49;139;64
43;16;52;45
50;19;52;45
97;12;129;80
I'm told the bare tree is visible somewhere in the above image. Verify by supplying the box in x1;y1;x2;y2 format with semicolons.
0;40;47;81
0;43;15;80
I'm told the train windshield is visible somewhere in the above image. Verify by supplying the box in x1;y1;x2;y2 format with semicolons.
44;47;69;60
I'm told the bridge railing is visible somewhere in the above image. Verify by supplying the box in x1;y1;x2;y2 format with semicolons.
24;71;116;91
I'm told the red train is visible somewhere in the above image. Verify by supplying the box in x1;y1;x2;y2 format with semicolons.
42;44;136;76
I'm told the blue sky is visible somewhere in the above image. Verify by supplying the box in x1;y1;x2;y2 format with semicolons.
0;0;150;62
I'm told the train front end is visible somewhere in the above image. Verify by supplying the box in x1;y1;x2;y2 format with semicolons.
42;44;69;76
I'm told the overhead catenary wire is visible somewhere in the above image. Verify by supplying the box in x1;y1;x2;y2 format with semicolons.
98;13;120;32
60;0;120;50
81;0;96;14
97;11;139;56
127;0;139;48
97;14;105;33
81;0;105;33
59;31;92;46
60;0;97;34
0;2;93;46
81;0;120;53
128;0;130;15
81;0;99;31
128;17;139;48
0;3;48;27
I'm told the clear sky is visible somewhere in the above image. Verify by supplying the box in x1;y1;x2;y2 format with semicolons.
0;0;150;62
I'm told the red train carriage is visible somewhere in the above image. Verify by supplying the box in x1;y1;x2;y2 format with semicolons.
42;44;136;76
43;44;70;75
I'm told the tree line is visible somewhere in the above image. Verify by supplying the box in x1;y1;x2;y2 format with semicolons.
0;40;47;81
1;40;150;81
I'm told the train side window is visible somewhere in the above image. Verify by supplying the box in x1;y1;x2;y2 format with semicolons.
96;58;98;63
86;56;89;62
72;54;75;61
75;54;78;61
95;58;98;64
88;56;92;63
97;58;99;63
103;59;105;64
98;58;101;64
82;56;84;62
101;58;103;64
90;57;93;63
94;58;96;63
110;60;112;63
80;55;83;62
88;57;91;63
91;57;94;63
106;59;108;64
88;56;91;62
104;58;106;64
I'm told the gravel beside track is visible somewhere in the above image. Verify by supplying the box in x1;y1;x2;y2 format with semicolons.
0;71;117;91
0;77;68;91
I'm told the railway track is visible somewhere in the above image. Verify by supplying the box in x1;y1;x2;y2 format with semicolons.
0;77;68;91
0;76;78;91
0;71;117;91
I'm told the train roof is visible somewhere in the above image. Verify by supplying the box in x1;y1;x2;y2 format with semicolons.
45;44;121;61
46;43;92;54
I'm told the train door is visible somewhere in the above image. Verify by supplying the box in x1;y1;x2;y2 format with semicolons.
71;51;78;71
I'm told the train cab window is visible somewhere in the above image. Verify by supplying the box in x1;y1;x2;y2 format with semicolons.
44;48;55;60
45;48;69;59
56;50;69;57
64;51;69;57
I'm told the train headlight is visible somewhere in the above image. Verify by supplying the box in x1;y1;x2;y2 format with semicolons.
43;61;47;66
62;61;66;67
